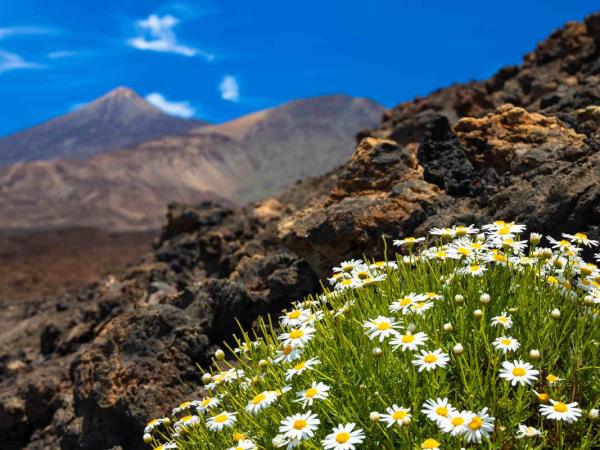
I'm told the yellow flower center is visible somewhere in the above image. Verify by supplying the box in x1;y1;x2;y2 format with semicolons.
201;398;212;407
357;271;369;280
458;247;471;255
252;393;266;405
470;265;480;272
374;261;385;267
342;265;353;272
498;317;509;323
451;416;464;426
547;374;558;383
575;232;587;240
305;388;318;398
422;438;440;449
400;298;412;306
283;345;293;355
494;253;507;262
293;419;307;430
455;227;467;236
501;338;512;346
336;432;350;443
471;242;482;249
436;251;447;258
179;401;191;408
288;310;301;319
537;392;549;402
233;432;245;441
392;410;407;420
214;414;228;423
289;329;304;339
377;321;391;330
469;416;483;430
554;402;568;413
498;226;510;235
435;406;449;417
293;361;305;371
424;354;438;364
402;334;415;343
512;367;526;376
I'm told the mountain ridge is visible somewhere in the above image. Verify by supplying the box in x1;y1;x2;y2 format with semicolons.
0;86;206;165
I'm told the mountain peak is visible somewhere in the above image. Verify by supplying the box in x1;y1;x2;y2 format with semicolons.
91;86;148;107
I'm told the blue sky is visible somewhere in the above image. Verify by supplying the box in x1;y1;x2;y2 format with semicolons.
0;1;598;136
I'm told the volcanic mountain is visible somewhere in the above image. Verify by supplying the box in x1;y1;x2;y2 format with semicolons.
0;87;206;165
0;93;384;230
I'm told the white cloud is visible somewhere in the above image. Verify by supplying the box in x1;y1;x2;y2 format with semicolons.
145;92;195;118
219;75;239;102
0;26;55;39
128;14;213;60
0;50;43;73
47;50;76;59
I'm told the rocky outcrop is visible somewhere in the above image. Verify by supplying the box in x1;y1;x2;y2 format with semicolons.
3;12;600;450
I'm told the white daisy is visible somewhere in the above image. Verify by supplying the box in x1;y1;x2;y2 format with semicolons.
562;232;598;247
389;293;426;313
227;439;257;450
412;349;450;372
539;400;582;423
516;424;542;438
464;407;495;443
285;357;320;381
280;308;312;328
380;404;411;427
499;360;539;386
393;236;425;247
245;390;278;414
410;301;434;315
422;398;455;425
332;259;363;273
492;336;520;353
196;396;220;413
363;316;402;341
390;331;428;352
458;263;487;277
279;411;320;443
278;325;316;348
430;227;456;239
295;382;330;407
206;411;236;431
440;409;474;436
273;345;303;364
322;423;365;450
491;312;513;328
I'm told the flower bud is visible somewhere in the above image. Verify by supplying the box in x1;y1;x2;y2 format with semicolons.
372;347;383;357
401;416;411;426
258;359;269;368
453;343;464;355
163;417;171;426
202;373;212;384
529;349;540;360
589;408;599;421
550;308;561;320
251;376;260;386
476;233;486;242
214;349;225;361
407;323;417;333
529;233;541;246
369;411;380;422
454;294;464;304
584;295;594;305
508;307;517;314
542;248;553;258
479;293;491;305
443;322;453;332
143;433;153;444
473;309;483;320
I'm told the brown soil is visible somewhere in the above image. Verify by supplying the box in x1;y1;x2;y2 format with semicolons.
0;228;156;303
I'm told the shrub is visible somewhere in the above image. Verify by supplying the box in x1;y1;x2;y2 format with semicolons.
144;222;600;449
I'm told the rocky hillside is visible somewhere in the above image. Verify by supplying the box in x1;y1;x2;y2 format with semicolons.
0;95;383;230
2;12;600;450
0;87;206;165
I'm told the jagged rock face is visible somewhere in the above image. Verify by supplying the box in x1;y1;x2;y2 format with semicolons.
3;12;600;450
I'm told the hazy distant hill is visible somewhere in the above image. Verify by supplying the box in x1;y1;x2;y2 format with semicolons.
0;87;205;165
0;93;384;230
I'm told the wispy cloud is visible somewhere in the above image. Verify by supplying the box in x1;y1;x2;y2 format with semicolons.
145;92;195;118
47;50;77;59
128;14;213;60
0;50;44;73
219;75;239;102
0;26;56;39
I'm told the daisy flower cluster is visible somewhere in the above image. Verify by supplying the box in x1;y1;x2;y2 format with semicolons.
143;222;599;449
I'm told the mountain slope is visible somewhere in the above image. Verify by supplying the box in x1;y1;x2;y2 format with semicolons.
0;87;205;165
0;95;384;230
